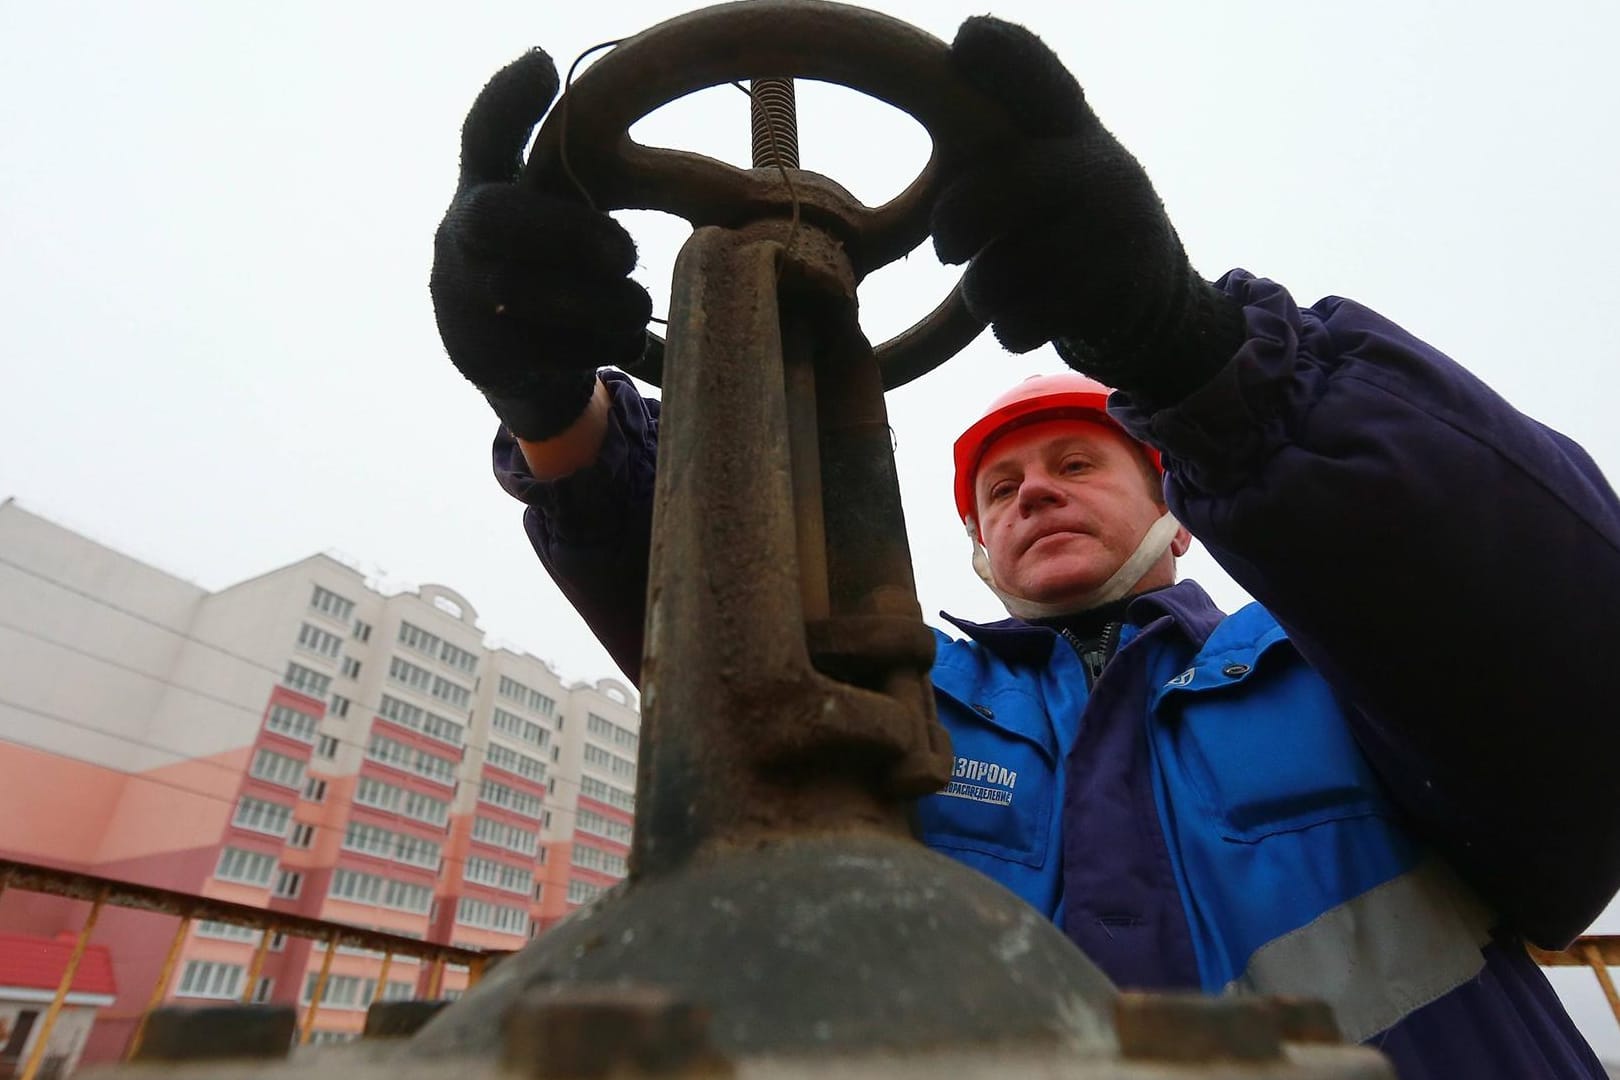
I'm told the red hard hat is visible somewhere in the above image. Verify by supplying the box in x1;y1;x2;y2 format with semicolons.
952;372;1163;523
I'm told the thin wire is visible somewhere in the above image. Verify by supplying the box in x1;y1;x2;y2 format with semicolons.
736;80;802;261
556;39;623;211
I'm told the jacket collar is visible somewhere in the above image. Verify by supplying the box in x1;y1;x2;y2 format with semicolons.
939;579;1227;665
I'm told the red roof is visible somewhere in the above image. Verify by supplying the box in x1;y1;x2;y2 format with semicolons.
0;933;117;998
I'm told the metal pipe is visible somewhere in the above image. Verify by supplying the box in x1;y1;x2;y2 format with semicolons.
300;930;339;1045
21;887;106;1080
125;912;192;1061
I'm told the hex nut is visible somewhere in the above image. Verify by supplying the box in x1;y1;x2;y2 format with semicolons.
1116;991;1283;1063
502;984;732;1078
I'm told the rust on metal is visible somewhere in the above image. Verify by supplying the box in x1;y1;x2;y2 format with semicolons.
749;78;799;170
1265;996;1344;1045
1115;992;1283;1064
523;0;1016;389
502;984;732;1078
0;857;485;967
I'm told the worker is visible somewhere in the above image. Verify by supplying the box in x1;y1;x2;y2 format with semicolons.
429;16;1620;1079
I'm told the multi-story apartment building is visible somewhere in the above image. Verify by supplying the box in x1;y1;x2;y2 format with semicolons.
0;499;638;1061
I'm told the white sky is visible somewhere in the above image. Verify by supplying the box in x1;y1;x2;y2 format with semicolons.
3;0;1619;1059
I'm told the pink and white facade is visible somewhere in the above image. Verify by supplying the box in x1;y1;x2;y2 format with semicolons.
0;499;638;1061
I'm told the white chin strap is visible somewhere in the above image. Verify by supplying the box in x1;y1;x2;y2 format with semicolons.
967;511;1182;620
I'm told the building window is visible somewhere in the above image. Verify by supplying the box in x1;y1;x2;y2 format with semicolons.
309;1030;361;1045
215;847;277;887
463;856;534;895
177;960;244;1000
454;896;530;936
581;775;635;813
328;695;350;720
496;676;555;716
296;622;343;659
301;973;377;1009
478;778;543;820
428;675;471;710
398;621;443;658
439;640;479;675
379;695;465;748
366;733;457;786
251;978;274;1003
353;620;372;643
354;776;450;827
289;823;316;849
284;662;332;699
571;843;628;878
471;816;538;857
272;869;304;899
388;656;434;694
328;869;433;914
576;809;632;844
249;749;306;790
311;585;355;623
342;821;442;871
491;708;548;749
566;879;608;906
586;713;638;752
232;796;293;837
303;777;328;803
316;735;339;760
381;980;414;1002
485;743;546;783
341;656;362;679
265;704;318;743
194;921;259;943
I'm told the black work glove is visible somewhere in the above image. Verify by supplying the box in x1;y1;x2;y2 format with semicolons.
430;49;653;442
932;17;1245;409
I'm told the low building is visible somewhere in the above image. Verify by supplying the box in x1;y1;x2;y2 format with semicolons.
0;500;638;1061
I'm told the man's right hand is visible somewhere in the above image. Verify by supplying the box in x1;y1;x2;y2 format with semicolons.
430;49;652;443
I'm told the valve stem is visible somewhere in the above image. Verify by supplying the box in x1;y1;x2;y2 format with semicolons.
749;77;800;169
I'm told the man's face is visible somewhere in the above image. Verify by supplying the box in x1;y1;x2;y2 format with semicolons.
974;419;1173;605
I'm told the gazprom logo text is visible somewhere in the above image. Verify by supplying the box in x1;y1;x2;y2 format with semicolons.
942;756;1018;806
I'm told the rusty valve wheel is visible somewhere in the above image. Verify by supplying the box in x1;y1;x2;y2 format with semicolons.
522;0;1013;389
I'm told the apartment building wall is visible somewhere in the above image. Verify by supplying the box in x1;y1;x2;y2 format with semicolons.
0;501;640;1058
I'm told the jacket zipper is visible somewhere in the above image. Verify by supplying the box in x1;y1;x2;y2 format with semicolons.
1063;621;1122;689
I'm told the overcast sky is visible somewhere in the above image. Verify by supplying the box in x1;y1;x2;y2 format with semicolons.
3;0;1618;1056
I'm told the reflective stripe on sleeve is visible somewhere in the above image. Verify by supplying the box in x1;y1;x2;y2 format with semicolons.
1224;856;1495;1042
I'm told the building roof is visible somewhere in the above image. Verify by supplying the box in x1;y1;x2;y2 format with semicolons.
0;932;117;999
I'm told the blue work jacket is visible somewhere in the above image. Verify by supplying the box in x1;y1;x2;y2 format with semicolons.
493;270;1620;1078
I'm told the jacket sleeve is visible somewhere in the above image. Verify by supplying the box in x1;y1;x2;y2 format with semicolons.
1112;270;1620;948
492;371;660;685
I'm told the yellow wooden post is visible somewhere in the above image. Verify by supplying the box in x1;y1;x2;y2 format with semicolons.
375;951;394;1002
426;955;445;999
125;911;193;1061
468;954;488;989
300;930;340;1045
21;887;106;1080
1581;942;1620;1028
241;924;276;1003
